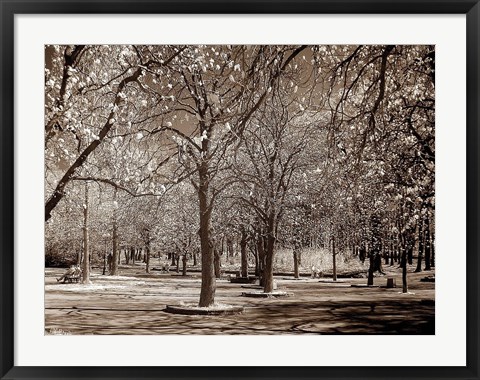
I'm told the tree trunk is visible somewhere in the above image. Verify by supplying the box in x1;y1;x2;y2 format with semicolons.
193;251;198;267
214;248;221;279
198;164;216;307
407;239;413;265
256;234;266;286
263;214;276;293
424;216;431;270
370;215;383;280
253;244;260;277
374;253;384;274
145;241;151;274
103;249;107;275
367;250;374;286
263;235;275;293
431;230;435;267
82;183;91;284
401;248;408;293
227;238;234;259
240;229;248;278
397;226;408;293
359;244;366;263
293;249;300;279
390;239;394;266
110;188;119;276
332;235;337;282
182;254;187;276
222;237;226;260
415;217;424;272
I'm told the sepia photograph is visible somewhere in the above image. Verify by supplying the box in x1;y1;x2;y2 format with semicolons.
44;44;435;335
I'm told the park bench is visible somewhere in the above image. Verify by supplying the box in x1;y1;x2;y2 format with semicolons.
57;265;82;283
160;263;170;273
230;276;257;284
63;273;82;283
420;275;435;283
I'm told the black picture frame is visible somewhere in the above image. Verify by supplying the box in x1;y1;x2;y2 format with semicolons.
1;1;478;379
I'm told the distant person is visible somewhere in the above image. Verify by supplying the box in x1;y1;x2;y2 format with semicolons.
311;266;321;278
161;262;170;273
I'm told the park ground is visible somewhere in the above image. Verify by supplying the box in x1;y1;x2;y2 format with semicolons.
45;264;434;335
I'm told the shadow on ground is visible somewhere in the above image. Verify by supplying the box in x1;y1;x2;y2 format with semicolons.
45;265;435;335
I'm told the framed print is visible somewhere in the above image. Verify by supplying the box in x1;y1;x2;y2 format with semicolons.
1;1;479;379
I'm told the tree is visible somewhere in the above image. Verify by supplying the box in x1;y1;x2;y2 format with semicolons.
82;182;91;284
233;91;317;292
319;45;435;289
150;45;307;305
45;44;435;301
45;45;183;221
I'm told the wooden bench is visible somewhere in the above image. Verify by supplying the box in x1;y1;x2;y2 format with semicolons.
63;275;81;283
160;264;170;273
57;266;82;283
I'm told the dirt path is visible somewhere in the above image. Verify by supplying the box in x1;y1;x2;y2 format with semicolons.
45;265;434;335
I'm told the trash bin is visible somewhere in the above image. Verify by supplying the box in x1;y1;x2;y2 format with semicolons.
386;277;396;288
